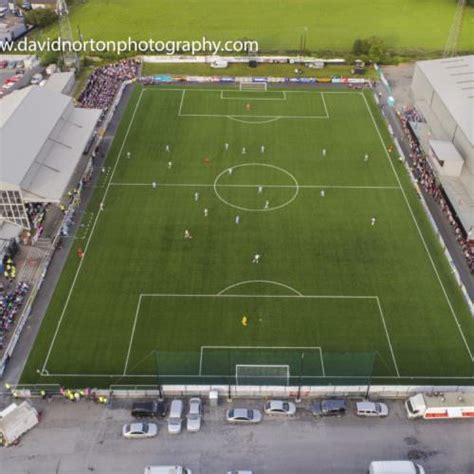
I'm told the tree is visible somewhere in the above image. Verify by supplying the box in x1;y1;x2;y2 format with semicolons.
352;36;388;63
25;8;57;28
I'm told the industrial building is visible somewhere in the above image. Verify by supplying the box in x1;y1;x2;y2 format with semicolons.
410;55;474;237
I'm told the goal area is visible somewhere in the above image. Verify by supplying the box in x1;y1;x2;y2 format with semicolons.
239;82;267;92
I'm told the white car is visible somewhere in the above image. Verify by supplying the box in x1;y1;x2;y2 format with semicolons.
30;73;43;85
122;422;158;439
186;397;202;432
168;399;184;434
226;408;262;424
355;401;389;417
264;400;296;416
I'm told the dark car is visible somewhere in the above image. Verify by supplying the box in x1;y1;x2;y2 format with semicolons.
131;400;167;418
311;399;346;417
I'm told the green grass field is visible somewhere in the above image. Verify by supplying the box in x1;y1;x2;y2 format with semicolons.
21;85;474;388
43;0;474;53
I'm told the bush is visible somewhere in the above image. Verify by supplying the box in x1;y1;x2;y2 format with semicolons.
352;36;389;63
25;8;57;28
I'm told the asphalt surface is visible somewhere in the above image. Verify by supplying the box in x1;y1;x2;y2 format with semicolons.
0;396;472;474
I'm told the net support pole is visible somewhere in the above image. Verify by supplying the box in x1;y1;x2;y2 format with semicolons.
295;352;305;403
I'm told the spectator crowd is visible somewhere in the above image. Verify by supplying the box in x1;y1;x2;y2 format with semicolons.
400;107;474;273
0;282;29;351
78;59;140;113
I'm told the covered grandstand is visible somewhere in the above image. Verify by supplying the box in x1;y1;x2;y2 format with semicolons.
411;55;474;238
0;80;102;243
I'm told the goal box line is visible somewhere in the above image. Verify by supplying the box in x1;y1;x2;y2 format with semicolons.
220;90;287;101
200;345;324;378
178;89;329;119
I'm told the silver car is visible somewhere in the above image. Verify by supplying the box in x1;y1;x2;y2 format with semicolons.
226;408;262;424
122;422;158;439
264;400;296;416
355;401;389;417
186;397;202;432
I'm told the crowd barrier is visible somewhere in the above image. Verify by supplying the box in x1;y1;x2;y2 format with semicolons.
142;54;346;66
140;75;370;85
4;384;474;400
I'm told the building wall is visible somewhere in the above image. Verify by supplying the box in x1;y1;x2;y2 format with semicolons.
411;63;474;174
411;65;433;105
453;128;474;176
430;92;457;141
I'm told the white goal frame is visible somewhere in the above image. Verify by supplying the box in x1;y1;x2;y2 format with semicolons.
235;364;290;386
239;82;267;92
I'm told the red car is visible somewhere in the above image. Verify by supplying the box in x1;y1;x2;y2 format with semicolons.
0;60;8;69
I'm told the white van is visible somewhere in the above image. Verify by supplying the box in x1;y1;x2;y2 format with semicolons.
167;399;183;434
144;466;192;474
369;460;425;474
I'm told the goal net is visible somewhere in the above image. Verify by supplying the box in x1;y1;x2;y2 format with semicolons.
236;364;290;386
239;82;267;92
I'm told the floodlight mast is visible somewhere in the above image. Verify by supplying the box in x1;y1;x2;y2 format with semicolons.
56;0;79;70
443;0;465;57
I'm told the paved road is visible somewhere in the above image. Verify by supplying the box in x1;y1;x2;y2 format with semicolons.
0;397;472;474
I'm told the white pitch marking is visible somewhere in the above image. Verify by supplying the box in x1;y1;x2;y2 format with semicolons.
41;89;145;374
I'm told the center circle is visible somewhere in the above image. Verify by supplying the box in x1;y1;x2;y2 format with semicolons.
213;163;299;212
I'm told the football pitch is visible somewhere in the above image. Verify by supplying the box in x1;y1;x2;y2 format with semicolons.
21;85;474;387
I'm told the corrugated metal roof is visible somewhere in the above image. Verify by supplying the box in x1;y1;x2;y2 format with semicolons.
44;72;75;95
0;85;101;203
0;86;71;186
416;55;474;145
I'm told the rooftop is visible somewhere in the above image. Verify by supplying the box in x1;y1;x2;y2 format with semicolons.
416;55;474;145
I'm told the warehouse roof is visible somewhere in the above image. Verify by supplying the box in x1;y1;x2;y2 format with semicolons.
416;55;474;145
0;86;101;202
44;71;75;95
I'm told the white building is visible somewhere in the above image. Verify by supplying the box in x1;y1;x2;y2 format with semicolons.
0;83;101;240
411;55;474;236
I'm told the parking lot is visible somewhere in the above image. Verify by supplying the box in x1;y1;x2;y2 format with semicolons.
0;396;472;473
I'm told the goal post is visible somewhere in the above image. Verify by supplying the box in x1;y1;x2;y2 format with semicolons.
239;81;267;92
236;364;290;386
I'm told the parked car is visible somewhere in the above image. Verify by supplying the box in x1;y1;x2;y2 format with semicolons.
0;60;8;69
168;399;184;434
186;397;202;432
369;460;425;474
30;73;43;85
226;408;262;424
8;60;17;69
8;75;22;83
311;399;347;417
131;400;167;419
144;466;192;474
355;401;389;417
122;422;158;439
264;400;296;416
